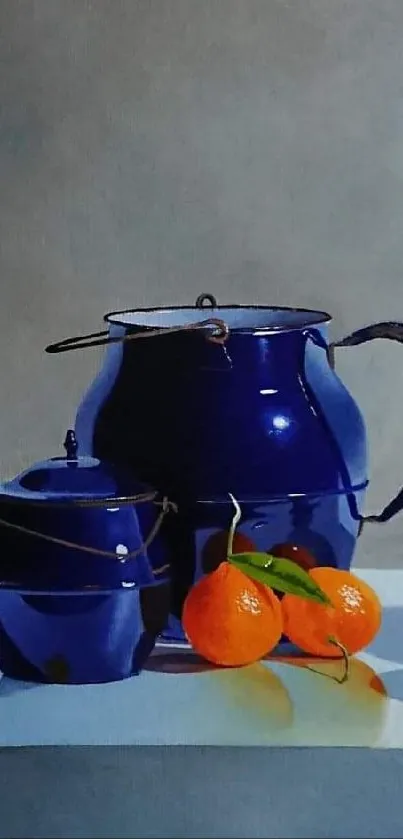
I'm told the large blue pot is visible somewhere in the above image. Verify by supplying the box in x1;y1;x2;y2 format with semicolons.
0;432;173;681
46;296;403;642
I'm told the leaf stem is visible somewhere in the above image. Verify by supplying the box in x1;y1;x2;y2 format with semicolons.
328;635;350;684
227;493;242;558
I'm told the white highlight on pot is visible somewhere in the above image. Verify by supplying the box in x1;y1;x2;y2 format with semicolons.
272;415;290;431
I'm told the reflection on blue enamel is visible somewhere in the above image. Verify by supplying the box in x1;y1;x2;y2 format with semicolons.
272;415;290;431
263;410;293;437
75;306;369;645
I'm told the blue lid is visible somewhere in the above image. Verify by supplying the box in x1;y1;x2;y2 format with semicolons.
0;430;152;504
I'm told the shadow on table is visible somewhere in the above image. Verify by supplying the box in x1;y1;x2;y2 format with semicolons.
0;677;39;697
145;650;217;674
368;606;403;665
378;669;403;701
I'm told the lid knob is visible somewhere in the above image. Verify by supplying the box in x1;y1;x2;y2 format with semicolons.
64;429;78;461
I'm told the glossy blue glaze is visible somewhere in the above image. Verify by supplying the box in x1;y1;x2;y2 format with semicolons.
0;585;169;683
0;498;170;592
73;303;369;641
0;454;171;591
159;491;365;641
0;442;172;681
76;314;367;500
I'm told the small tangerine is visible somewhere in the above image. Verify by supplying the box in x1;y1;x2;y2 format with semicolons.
183;561;283;667
281;567;382;658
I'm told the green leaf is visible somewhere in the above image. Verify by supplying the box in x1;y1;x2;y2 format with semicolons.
228;552;332;606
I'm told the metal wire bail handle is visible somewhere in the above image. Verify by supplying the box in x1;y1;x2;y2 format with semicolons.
195;293;218;309
45;294;228;354
330;320;403;533
0;496;177;577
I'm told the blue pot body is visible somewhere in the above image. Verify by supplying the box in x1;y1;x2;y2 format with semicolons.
75;306;368;640
157;492;366;642
0;585;168;683
0;496;170;593
0;481;171;682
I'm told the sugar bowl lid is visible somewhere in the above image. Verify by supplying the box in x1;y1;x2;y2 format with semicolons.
0;430;173;594
0;430;151;504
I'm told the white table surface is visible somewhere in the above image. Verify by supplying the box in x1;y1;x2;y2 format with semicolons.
1;568;402;749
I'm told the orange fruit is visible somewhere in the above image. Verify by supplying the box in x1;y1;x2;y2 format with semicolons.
281;567;382;657
202;530;256;574
183;562;283;667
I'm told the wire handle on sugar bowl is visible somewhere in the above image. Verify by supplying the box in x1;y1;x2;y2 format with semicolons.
0;493;177;575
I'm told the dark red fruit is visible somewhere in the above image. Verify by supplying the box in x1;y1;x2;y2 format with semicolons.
202;531;257;575
268;543;318;600
269;542;317;571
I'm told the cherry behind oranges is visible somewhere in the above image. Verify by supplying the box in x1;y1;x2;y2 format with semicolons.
202;530;256;574
270;542;317;571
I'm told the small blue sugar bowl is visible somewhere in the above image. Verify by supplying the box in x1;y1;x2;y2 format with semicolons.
0;430;174;684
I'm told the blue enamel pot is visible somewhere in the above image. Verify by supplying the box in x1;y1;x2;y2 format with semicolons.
45;295;403;644
0;431;173;682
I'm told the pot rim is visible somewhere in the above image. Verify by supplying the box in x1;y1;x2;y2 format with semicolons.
187;481;369;505
0;491;160;508
104;304;332;334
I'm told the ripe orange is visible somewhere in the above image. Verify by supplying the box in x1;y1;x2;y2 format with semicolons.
182;562;283;667
281;567;382;658
202;530;256;574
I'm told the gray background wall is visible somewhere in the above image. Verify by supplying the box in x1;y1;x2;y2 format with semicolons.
1;6;403;838
2;0;403;566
